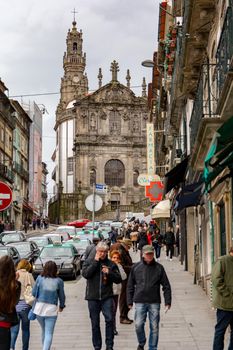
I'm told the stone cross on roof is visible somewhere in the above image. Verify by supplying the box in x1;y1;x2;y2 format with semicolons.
110;60;119;82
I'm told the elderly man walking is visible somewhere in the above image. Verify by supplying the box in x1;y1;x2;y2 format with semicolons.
82;241;122;350
127;245;172;350
212;246;233;350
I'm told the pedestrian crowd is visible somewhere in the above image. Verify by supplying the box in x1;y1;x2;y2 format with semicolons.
0;218;232;350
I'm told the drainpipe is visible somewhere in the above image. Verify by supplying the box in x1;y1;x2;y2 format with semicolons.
208;198;215;265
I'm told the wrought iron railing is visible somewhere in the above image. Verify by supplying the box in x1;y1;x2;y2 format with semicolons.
216;6;233;97
13;162;29;181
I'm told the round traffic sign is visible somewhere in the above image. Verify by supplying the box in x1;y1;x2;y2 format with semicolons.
85;194;103;212
0;181;13;211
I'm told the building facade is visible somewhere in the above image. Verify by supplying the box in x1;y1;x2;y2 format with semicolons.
151;0;233;297
10;100;32;229
49;20;149;223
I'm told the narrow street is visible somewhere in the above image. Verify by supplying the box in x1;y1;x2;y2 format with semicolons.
16;249;217;350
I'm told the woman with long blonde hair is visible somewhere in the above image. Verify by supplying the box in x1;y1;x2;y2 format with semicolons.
10;259;35;350
0;256;20;350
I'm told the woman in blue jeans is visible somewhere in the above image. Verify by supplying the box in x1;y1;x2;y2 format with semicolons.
32;261;66;350
11;259;35;350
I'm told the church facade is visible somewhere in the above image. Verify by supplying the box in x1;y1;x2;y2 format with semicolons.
49;20;149;223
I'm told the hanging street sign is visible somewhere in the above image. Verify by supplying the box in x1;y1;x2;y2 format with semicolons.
147;123;155;175
137;173;161;186
0;181;13;211
145;181;164;202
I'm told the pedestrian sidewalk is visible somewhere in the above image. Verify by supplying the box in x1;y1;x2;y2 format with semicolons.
16;250;216;350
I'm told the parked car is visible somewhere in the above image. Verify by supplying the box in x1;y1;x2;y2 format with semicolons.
0;231;26;245
69;237;91;267
33;242;81;279
0;245;21;266
67;218;90;228
56;225;77;238
6;241;40;265
28;236;53;250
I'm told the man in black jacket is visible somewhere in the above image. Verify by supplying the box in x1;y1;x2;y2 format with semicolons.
127;245;172;350
82;241;122;350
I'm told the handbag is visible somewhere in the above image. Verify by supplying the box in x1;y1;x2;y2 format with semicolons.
28;307;37;321
23;272;35;306
24;284;35;306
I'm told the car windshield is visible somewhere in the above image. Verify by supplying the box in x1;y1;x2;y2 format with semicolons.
56;228;75;235
0;249;8;256
72;240;89;248
40;247;73;258
46;235;60;243
32;238;47;247
2;234;19;243
14;243;30;254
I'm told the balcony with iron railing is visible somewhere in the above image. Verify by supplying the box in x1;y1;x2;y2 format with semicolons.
216;5;233;118
13;161;29;181
0;163;15;183
189;66;221;171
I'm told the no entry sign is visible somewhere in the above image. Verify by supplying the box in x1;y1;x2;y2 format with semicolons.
0;181;13;211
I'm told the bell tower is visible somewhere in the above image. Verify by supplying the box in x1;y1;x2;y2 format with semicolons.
56;17;88;121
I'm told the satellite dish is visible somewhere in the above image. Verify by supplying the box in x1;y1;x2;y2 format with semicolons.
85;194;103;212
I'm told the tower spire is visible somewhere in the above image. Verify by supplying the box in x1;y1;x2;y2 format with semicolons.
98;68;103;88
142;77;147;97
110;60;119;82
71;8;78;26
126;69;131;88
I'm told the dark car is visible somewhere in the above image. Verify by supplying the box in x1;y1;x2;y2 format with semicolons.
6;241;40;265
33;242;81;280
0;246;20;266
0;231;26;245
69;237;91;267
28;236;53;251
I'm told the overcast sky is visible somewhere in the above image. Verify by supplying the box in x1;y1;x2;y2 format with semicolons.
0;0;159;197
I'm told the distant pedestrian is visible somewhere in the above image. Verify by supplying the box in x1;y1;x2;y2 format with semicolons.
10;259;35;350
82;241;122;350
152;228;163;261
32;218;36;231
108;226;118;244
212;246;233;350
138;230;148;258
130;228;138;252
0;256;21;350
32;261;66;350
110;250;127;336
0;220;4;233
164;226;175;261
36;217;41;230
127;245;172;350
110;238;133;324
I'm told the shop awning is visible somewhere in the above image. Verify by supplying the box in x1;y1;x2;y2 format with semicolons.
175;181;204;212
151;199;171;219
164;156;189;194
204;116;233;186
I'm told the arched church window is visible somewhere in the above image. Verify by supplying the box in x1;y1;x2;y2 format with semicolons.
105;160;125;187
90;168;96;186
73;42;77;51
133;170;139;187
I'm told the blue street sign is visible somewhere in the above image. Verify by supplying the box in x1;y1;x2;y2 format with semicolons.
95;184;108;193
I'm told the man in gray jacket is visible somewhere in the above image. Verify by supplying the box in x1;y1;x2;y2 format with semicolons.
127;245;171;350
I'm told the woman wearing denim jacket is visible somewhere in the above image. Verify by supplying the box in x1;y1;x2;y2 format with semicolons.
32;261;65;350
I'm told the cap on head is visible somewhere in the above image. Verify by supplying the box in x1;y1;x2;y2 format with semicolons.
142;245;154;254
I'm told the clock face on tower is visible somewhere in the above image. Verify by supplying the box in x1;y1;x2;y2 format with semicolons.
73;76;79;83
